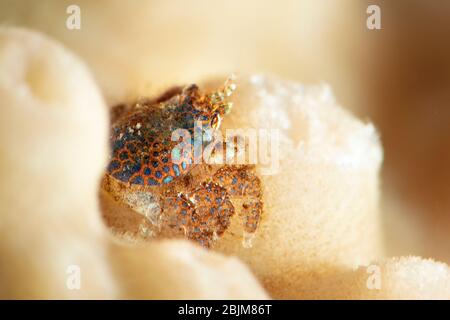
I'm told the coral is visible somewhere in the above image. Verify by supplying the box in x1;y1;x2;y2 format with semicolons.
0;27;268;300
1;20;449;299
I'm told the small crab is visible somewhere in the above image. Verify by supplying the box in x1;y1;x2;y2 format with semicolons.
102;77;263;248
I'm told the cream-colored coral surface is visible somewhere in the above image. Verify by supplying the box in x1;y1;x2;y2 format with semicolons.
0;27;268;300
1;5;450;299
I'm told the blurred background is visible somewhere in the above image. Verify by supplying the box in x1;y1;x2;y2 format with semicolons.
1;0;449;262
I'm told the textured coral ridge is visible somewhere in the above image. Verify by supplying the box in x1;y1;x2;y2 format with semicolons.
2;24;450;299
351;257;450;300
0;26;269;300
103;81;263;248
208;74;385;298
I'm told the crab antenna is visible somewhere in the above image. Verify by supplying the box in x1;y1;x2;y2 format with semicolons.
207;75;236;115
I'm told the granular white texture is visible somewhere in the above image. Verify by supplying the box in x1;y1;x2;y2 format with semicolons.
342;257;450;300
209;74;384;298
